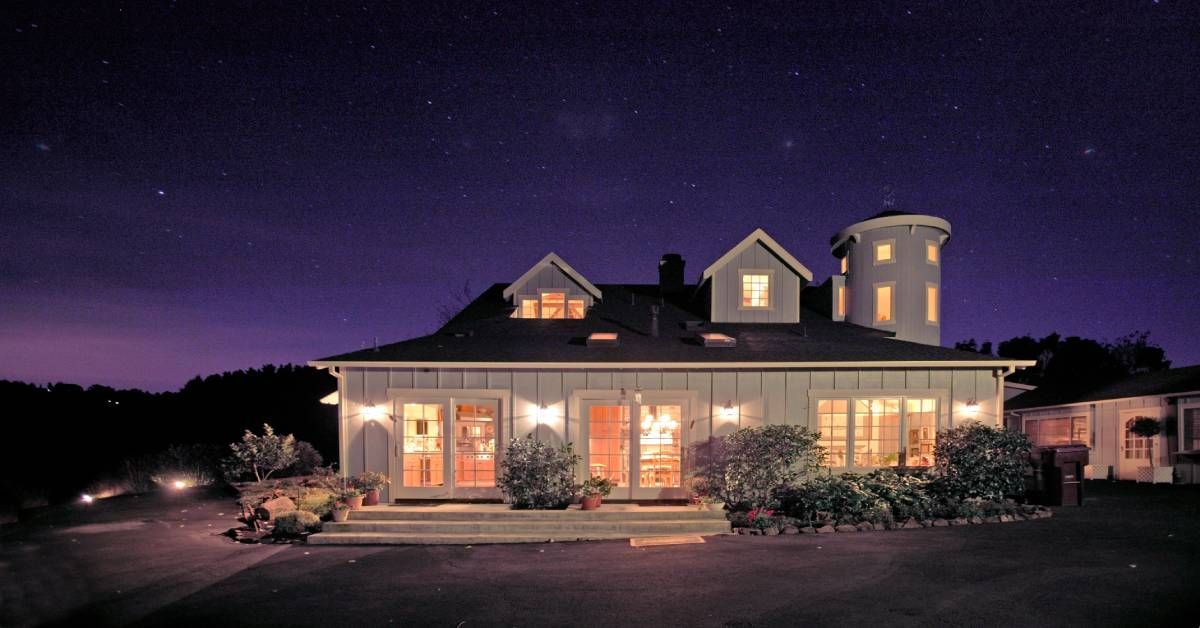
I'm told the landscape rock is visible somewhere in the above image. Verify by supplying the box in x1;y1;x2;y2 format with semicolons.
999;514;1015;523
856;522;874;532
901;519;922;530
873;522;886;531
919;520;932;528
950;517;968;526
749;529;763;535
254;496;296;521
835;524;858;533
799;526;817;534
782;525;800;535
969;516;984;525
984;516;1001;523
735;527;748;535
816;525;836;534
932;519;949;527
764;527;779;536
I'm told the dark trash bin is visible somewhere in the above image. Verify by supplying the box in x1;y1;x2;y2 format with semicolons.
1040;445;1089;506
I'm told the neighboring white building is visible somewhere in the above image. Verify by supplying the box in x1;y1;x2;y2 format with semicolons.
311;215;1035;502
1007;365;1200;483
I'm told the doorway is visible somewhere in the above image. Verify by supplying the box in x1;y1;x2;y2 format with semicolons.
582;398;688;500
395;398;501;499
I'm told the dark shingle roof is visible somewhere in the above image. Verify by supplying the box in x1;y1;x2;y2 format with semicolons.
312;283;1016;366
1007;365;1200;410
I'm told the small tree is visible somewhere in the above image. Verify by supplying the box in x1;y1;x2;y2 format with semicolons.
933;422;1032;501
1129;417;1162;467
692;425;825;510
228;423;299;483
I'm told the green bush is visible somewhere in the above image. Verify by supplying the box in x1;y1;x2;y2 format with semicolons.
496;437;580;509
296;488;337;518
692;425;825;510
858;469;937;521
933;423;1032;501
777;474;876;525
273;510;321;535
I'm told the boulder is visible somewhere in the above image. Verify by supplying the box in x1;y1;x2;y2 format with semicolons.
999;514;1015;523
800;526;817;534
950;517;968;526
764;527;779;536
816;525;836;534
932;519;949;527
254;496;297;521
856;522;874;532
969;516;984;525
749;528;763;535
873;522;887;531
782;525;800;535
919;520;932;528
901;519;922;530
835;524;858;533
984;515;1001;523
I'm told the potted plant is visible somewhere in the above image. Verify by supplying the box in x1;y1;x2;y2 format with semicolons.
342;487;365;510
579;476;615;510
354;471;390;506
1129;417;1172;484
331;501;351;522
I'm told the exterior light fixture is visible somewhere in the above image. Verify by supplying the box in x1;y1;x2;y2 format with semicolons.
962;399;980;419
619;387;627;404
537;402;549;422
173;480;187;490
81;493;94;504
634;387;643;404
363;403;388;422
720;400;736;421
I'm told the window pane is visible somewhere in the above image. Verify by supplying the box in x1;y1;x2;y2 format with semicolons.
854;399;901;466
875;285;893;323
875;241;893;262
540;292;565;319
926;285;939;324
453;403;496;487
519;299;539;319
817;399;849;467
567;299;586;319
402;403;444;487
639;405;681;487
741;274;770;308
589;405;629;486
841;256;848;274
836;286;846;317
927;242;939;264
905;399;937;466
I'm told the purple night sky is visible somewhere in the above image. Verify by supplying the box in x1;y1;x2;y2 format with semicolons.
2;3;1197;391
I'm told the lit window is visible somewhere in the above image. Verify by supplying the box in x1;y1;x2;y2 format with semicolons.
540;292;566;319
741;273;770;308
698;332;736;347
402;403;444;487
926;241;939;265
567;298;586;319
874;240;895;264
874;283;894;324
1124;418;1150;460
817;400;849;467
518;298;539;319
905;399;937;466
836;285;846;318
840;256;848;274
926;284;939;325
854;399;901;466
1025;416;1089;447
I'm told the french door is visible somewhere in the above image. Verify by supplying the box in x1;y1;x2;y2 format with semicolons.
396;398;500;499
582;398;688;500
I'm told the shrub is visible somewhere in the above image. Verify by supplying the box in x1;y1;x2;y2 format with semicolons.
747;507;776;530
227;424;299;483
692;425;825;510
353;471;390;492
273;510;321;535
282;441;325;477
777;474;876;525
933;423;1032;501
496;437;580;509
858;469;937;521
151;443;224;488
296;488;337;518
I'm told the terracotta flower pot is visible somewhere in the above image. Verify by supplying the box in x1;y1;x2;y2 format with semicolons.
363;489;380;506
580;494;602;510
346;495;364;510
332;508;350;522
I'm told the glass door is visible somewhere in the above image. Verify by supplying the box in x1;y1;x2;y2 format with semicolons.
399;401;450;498
634;403;685;498
451;399;499;498
584;402;633;500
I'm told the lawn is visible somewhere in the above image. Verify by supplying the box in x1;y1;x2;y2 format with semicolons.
2;482;1197;627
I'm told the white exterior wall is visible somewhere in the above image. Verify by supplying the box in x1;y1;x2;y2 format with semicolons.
334;365;1005;501
508;265;595;307
843;224;944;346
709;241;805;323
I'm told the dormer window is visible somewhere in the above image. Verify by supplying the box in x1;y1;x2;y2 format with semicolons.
739;270;772;309
568;299;586;319
541;292;566;319
513;292;587;319
519;299;539;319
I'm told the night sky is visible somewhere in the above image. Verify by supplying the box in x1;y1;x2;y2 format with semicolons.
2;3;1197;391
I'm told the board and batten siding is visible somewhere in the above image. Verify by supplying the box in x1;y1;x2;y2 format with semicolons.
336;365;1006;501
508;264;595;306
709;240;804;323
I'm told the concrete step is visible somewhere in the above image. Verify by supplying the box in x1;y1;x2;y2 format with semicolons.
308;531;726;546
348;507;726;522
321;519;731;535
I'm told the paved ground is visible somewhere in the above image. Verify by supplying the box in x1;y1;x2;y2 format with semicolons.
3;482;1198;627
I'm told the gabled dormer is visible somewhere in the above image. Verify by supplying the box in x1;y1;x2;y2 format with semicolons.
503;252;602;319
700;228;813;323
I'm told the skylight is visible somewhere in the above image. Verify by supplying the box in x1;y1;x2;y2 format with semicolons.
587;332;619;347
698;332;736;347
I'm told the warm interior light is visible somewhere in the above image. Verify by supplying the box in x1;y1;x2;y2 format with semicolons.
720;400;737;420
173;480;187;490
363;404;388;422
81;493;94;504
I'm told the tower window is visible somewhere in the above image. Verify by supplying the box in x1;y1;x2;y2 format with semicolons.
874;283;895;324
874;239;896;265
926;283;939;325
836;285;846;318
840;256;848;275
926;241;939;265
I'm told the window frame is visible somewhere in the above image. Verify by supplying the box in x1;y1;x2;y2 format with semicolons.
812;395;942;470
836;284;846;319
737;268;775;311
873;239;896;266
873;281;896;325
1022;414;1090;448
538;290;567;319
840;255;849;275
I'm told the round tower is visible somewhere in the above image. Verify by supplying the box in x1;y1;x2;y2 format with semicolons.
830;211;951;346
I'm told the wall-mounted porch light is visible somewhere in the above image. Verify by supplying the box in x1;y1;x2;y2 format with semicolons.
363;403;389;422
720;400;737;421
962;399;980;419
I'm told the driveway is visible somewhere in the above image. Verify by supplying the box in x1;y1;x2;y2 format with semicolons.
3;482;1197;627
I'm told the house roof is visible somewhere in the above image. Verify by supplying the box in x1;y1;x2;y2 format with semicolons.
501;252;603;300
701;228;814;283
311;283;1032;368
1007;364;1200;411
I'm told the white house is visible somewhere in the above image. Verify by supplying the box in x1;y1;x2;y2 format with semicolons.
310;212;1035;502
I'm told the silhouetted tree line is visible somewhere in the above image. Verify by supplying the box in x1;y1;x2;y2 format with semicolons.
0;364;336;509
955;331;1171;393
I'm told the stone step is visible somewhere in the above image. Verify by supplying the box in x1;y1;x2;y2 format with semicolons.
308;531;727;546
348;507;726;522
321;519;731;535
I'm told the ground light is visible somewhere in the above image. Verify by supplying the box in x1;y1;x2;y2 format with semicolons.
81;493;94;504
173;480;188;490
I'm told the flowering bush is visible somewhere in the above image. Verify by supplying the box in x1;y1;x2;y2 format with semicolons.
353;471;390;491
692;425;825;510
497;437;580;509
747;508;776;530
933;423;1032;501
